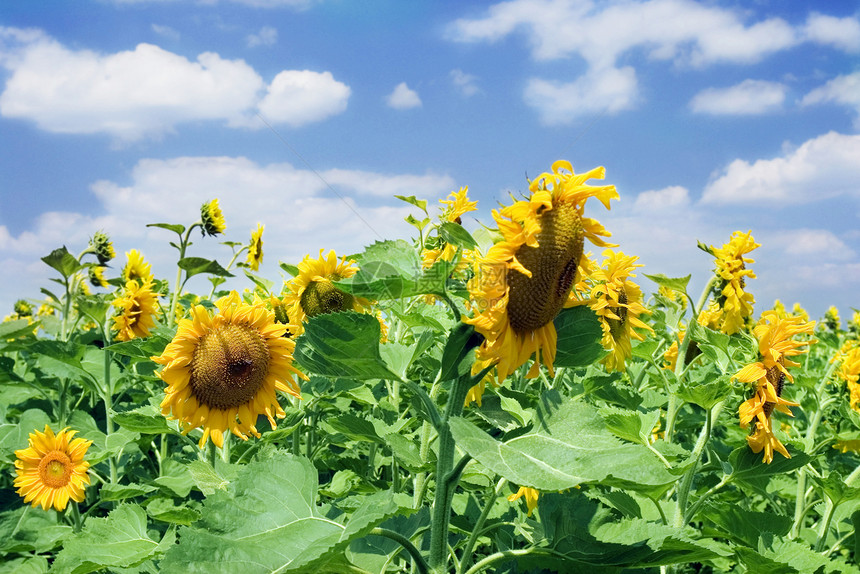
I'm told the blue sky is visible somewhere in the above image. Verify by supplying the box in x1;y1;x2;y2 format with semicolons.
1;0;859;323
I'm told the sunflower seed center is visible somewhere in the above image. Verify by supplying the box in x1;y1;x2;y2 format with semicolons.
38;451;72;488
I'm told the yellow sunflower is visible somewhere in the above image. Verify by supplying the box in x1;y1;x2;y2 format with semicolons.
422;187;479;269
823;306;841;331
88;265;109;288
14;425;92;512
734;310;816;463
153;291;306;448
837;345;860;412
281;249;374;338
710;231;759;334
123;249;153;284
246;224;265;271
112;279;159;341
508;486;540;517
201;198;226;237
465;161;618;384
587;249;653;372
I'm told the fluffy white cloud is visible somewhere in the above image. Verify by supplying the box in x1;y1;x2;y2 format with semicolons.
524;66;637;123
778;229;855;260
802;72;860;127
701;132;860;204
803;12;860;52
0;28;350;139
247;25;278;47
0;156;455;313
689;79;787;115
633;186;690;211
386;82;422;110
450;69;479;97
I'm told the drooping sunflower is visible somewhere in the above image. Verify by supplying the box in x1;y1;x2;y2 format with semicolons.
153;291;306;448
246;224;265;271
14;425;92;512
201;198;226;237
88;265;109;288
508;486;540;517
90;230;115;264
709;231;759;334
837;344;860;412
465;161;618;383
123;249;153;284
587;249;652;372
112;279;159;341
281;249;375;338
734;310;816;463
422;186;479;269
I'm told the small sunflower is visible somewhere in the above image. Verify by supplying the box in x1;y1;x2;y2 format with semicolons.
734;310;816;463
246;224;264;271
90;230;115;264
201;199;226;237
112;279;159;342
837;345;860;412
508;486;540;517
422;187;479;270
14;425;92;512
710;231;759;334
587;249;652;372
281;250;374;338
88;266;109;288
465;161;618;384
123;249;153;284
153;291;306;448
823;306;841;331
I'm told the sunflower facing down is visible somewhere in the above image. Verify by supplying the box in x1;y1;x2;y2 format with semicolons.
201;199;226;237
153;291;306;448
246;224;264;271
465;161;618;384
735;310;816;463
710;231;760;334
14;425;92;512
112;279;159;341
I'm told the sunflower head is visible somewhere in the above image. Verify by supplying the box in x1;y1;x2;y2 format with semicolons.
466;161;618;383
112;279;158;342
153;291;306;448
123;249;153;284
90;230;115;264
201;199;226;237
709;230;759;334
88;265;109;288
14;425;92;512
246;224;265;271
823;306;841;331
440;186;478;224
13;299;33;318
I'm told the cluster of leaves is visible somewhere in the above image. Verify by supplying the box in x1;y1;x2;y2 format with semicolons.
1;220;860;574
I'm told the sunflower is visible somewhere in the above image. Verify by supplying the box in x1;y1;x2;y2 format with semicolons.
14;425;92;512
823;306;841;332
88;265;109;288
707;231;759;334
153;291;306;448
123;249;153;284
508;486;540;517
281;250;374;338
587;250;652;372
246;224;264;271
90;230;115;264
112;279;159;342
465;161;617;384
734;310;816;463
837;345;860;412
201;198;226;237
422;187;479;269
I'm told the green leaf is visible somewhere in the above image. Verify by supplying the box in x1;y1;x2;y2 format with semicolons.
553;306;606;368
161;452;408;574
146;497;202;525
0;319;38;342
735;539;829;574
153;459;195;497
178;257;234;279
111;405;171;434
393;194;428;214
41;246;82;278
449;396;676;493
600;406;661;446
729;445;812;484
438;222;478;249
336;240;423;300
437;321;482;383
294;311;400;380
676;372;733;410
644;273;691;293
187;459;237;496
51;505;163;574
106;330;172;359
147;222;186;235
326;413;385;444
699;502;792;548
0;506;72;554
812;472;860;504
280;262;300;277
0;556;49;574
99;483;158;502
0;409;52;462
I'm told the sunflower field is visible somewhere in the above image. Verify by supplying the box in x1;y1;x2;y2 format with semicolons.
2;161;860;573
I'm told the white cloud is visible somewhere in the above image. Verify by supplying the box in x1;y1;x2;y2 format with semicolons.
450;69;479;97
702;132;860;204
386;82;422;110
778;229;855;260
689;79;787;115
257;70;350;127
802;72;860;127
524;66;637;123
803;12;860;52
0;156;455;314
109;0;314;7
0;28;350;139
247;25;278;47
151;24;180;41
633;186;690;211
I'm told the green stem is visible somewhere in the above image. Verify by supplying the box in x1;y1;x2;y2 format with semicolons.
208;246;247;299
458;478;507;574
815;498;837;552
103;327;117;485
673;400;725;528
167;225;197;328
462;548;566;574
69;501;84;533
369;528;429;574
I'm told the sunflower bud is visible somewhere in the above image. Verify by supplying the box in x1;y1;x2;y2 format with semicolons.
13;299;33;318
90;231;115;264
201;199;226;237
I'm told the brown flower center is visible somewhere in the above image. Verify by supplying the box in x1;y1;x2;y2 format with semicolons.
190;323;270;410
607;290;629;340
300;280;355;318
506;201;584;335
38;451;72;488
762;364;786;419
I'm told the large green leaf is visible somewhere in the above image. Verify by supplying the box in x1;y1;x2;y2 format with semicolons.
699;503;792;548
0;506;71;555
178;257;234;279
294;311;400;380
450;397;676;493
161;451;407;573
0;409;52;462
41;246;82;278
50;504;166;574
553;306;605;368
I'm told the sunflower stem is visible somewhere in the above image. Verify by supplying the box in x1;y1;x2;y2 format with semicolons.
102;325;117;485
458;478;507;574
69;501;84;533
673;399;725;529
369;527;430;574
167;225;196;328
